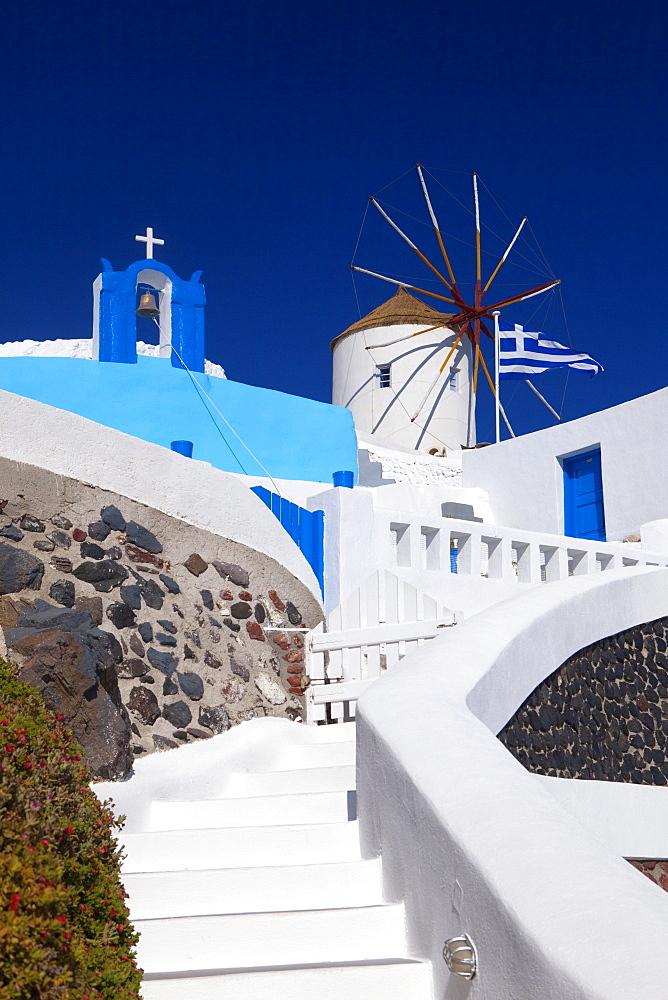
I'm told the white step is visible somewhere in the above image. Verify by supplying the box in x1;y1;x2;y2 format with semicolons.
226;764;356;798
147;790;350;831
135;903;409;973
291;721;357;744
141;958;433;1000
124;858;384;918
274;741;356;770
121;820;361;873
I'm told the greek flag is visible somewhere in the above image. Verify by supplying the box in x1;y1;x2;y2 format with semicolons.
499;324;603;379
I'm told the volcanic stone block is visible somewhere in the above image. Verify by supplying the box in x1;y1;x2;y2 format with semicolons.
126;522;162;554
121;585;142;610
48;530;71;549
129;632;145;658
0;543;44;595
20;515;45;532
141;579;164;611
212;561;249;588
49;580;75;608
201;590;214;611
0;525;23;541
159;574;180;594
163;700;192;729
157;619;177;634
163;677;178;695
185;553;208;577
12;612;132;780
198;704;231;734
138;622;154;643
156;633;177;647
128;685;160;725
73;560;128;592
88;521;111;541
33;539;55;552
101;505;126;531
117;658;149;678
74;595;103;625
286;602;303;626
106;602;137;629
51;515;73;530
80;541;106;560
231;602;252;619
178;672;204;701
153;734;178;750
147;648;178;676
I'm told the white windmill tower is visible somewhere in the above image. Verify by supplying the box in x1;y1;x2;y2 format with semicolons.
331;285;474;453
335;166;560;453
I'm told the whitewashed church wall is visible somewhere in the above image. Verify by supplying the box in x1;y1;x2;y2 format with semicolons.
356;566;668;1000
332;323;474;453
462;386;668;540
0;388;322;602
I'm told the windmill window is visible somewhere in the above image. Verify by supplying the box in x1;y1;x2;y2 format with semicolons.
450;368;459;391
377;364;392;388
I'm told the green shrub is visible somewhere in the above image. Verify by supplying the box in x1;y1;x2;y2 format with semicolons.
0;658;142;999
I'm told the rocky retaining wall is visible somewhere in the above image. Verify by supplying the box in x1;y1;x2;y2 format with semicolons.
498;617;668;785
0;459;322;779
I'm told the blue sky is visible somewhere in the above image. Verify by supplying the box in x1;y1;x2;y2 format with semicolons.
0;0;666;442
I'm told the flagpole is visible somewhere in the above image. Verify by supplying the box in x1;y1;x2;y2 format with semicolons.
493;310;501;444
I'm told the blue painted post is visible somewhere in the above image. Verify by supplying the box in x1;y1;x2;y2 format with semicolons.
171;440;193;458
332;470;354;488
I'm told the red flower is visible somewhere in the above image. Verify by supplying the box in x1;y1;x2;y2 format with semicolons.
64;827;74;835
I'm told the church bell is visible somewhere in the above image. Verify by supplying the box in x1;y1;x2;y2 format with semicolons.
136;291;160;318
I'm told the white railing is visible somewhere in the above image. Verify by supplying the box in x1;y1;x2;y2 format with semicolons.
306;570;455;724
379;511;668;584
308;515;668;724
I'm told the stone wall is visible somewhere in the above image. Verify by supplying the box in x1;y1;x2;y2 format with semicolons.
0;459;322;779
498;617;668;785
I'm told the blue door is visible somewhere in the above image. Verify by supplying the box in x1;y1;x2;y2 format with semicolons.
563;449;606;540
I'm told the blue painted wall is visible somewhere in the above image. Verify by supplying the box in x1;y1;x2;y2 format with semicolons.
0;355;358;483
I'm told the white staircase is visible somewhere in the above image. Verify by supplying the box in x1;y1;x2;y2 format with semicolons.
118;722;433;999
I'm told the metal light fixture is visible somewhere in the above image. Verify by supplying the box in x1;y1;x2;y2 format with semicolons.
136;291;160;318
443;934;477;980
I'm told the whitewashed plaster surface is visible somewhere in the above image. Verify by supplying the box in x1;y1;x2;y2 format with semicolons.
463;385;668;539
0;388;321;603
332;322;474;453
0;338;226;378
356;566;668;1000
94;716;316;831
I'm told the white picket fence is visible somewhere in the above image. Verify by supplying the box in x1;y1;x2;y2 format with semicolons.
305;570;455;724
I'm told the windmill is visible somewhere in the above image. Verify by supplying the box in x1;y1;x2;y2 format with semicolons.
350;166;561;445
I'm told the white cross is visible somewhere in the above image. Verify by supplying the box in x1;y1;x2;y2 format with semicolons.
135;227;165;259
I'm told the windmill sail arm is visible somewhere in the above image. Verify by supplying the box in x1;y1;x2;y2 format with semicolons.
482;217;527;295
485;279;561;311
371;197;453;289
349;266;457;304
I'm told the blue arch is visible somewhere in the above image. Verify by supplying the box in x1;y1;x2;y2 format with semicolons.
96;258;206;372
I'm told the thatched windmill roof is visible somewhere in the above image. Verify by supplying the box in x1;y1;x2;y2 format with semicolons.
331;287;456;351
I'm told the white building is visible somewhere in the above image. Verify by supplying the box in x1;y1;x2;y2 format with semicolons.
331;286;475;453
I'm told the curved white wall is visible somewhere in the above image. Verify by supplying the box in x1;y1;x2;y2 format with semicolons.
332;324;474;452
357;567;668;1000
0;388;322;604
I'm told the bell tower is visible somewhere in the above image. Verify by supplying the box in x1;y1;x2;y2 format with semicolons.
91;228;206;372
